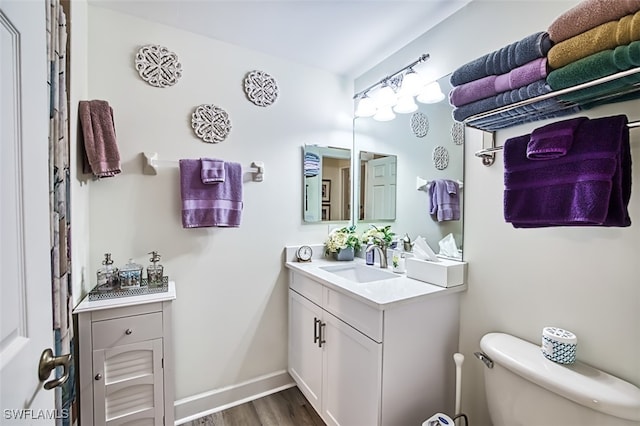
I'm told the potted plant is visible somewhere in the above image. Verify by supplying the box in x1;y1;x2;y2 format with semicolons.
360;225;395;249
324;226;362;261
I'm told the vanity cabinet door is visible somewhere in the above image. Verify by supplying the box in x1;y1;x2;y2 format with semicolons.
321;312;382;426
92;338;164;426
288;289;323;413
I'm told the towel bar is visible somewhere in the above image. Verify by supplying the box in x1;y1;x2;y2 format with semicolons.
474;120;640;167
416;176;464;191
142;152;264;181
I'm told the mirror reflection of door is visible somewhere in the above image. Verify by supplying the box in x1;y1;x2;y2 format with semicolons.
303;146;351;223
360;152;397;221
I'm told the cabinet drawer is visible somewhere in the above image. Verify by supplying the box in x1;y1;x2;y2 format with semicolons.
290;272;323;306
92;312;163;350
324;288;383;343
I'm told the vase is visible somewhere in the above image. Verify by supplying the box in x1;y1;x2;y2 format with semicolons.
333;246;355;261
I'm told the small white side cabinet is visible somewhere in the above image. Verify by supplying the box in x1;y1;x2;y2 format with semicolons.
288;272;460;426
73;283;176;426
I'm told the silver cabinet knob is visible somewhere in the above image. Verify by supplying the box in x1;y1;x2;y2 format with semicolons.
125;328;133;335
95;373;102;381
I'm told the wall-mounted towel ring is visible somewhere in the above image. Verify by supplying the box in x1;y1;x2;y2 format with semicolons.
142;152;265;182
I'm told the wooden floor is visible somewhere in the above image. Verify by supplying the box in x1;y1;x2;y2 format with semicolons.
184;386;326;426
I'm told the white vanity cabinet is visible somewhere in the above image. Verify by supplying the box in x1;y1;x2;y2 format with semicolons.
288;269;461;426
73;283;176;426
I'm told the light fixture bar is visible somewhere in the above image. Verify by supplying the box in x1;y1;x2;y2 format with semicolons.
353;53;430;99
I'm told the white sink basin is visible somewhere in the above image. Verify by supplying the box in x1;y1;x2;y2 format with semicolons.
320;264;399;283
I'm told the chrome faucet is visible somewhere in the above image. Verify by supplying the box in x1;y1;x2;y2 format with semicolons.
366;241;388;269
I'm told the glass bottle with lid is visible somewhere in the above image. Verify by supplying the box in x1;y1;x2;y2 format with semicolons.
147;251;164;286
96;253;118;291
118;258;143;289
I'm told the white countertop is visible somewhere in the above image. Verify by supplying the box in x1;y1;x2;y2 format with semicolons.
73;281;176;314
285;257;466;309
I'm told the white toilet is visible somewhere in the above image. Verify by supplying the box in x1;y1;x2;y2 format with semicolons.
477;332;640;426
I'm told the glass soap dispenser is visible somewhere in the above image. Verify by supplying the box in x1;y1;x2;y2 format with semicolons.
119;258;143;289
147;251;164;286
96;253;118;291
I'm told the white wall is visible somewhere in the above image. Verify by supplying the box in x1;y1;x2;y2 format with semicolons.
358;1;640;425
83;5;352;406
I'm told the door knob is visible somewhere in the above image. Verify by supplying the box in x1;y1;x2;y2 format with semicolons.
38;348;72;390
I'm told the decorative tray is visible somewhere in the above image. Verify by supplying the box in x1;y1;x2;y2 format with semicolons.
88;276;169;301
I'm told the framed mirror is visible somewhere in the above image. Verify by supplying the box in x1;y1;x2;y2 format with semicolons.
353;74;464;256
302;145;351;223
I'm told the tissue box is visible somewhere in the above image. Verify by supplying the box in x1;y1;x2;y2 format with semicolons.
405;257;467;287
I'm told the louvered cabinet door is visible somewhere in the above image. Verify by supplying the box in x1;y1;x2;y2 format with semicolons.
92;339;164;426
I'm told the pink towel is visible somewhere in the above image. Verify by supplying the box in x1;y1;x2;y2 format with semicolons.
79;100;121;178
179;159;243;228
548;0;640;43
201;158;225;183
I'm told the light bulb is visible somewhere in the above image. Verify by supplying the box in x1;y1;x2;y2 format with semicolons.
417;81;445;104
373;105;396;121
373;85;397;107
393;95;418;114
355;96;376;117
398;69;423;97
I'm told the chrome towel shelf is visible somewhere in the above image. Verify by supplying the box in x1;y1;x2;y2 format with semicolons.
142;152;265;182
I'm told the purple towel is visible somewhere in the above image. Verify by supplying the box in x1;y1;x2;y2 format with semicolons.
448;75;497;107
179;159;243;228
526;117;588;160
504;115;631;228
201;158;225;183
429;179;460;222
494;58;548;93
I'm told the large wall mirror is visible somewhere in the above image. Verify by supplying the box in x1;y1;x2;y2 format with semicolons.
353;74;465;256
302;145;351;223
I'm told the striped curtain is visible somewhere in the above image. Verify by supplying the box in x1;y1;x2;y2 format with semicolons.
47;1;76;424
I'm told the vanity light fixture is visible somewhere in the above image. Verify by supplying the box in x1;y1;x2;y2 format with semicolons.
353;53;439;121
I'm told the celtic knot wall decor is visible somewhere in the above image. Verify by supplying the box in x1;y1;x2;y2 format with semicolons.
243;70;279;107
191;104;232;143
410;112;429;138
135;45;182;88
451;121;465;145
433;146;450;170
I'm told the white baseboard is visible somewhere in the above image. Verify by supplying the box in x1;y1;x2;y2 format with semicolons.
174;370;295;425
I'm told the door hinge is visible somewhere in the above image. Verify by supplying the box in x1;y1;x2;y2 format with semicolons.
162;358;164;369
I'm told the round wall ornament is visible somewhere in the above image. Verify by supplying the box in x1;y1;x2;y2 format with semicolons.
433;146;450;170
134;44;182;88
244;70;279;107
452;121;465;145
191;104;232;143
410;112;429;138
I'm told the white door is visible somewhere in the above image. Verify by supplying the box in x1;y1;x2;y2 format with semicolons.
0;0;57;422
365;156;396;220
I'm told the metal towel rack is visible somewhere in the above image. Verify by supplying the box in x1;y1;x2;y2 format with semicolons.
416;176;464;191
142;152;265;182
474;120;640;166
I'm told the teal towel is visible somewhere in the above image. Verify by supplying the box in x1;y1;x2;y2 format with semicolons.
547;41;640;103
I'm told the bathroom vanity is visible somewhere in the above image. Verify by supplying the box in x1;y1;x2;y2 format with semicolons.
285;248;465;425
73;282;176;426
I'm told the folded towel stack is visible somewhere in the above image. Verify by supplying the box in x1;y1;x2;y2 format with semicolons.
503;115;631;228
179;159;243;228
304;151;320;177
448;32;554;130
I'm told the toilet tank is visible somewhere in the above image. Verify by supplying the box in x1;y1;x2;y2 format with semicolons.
479;332;640;426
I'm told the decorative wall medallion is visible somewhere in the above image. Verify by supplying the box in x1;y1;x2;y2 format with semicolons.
410;112;429;138
452;121;465;145
134;45;182;88
433;146;449;170
191;104;232;143
244;70;279;107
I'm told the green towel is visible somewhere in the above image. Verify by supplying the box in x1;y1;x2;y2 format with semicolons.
547;41;640;103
